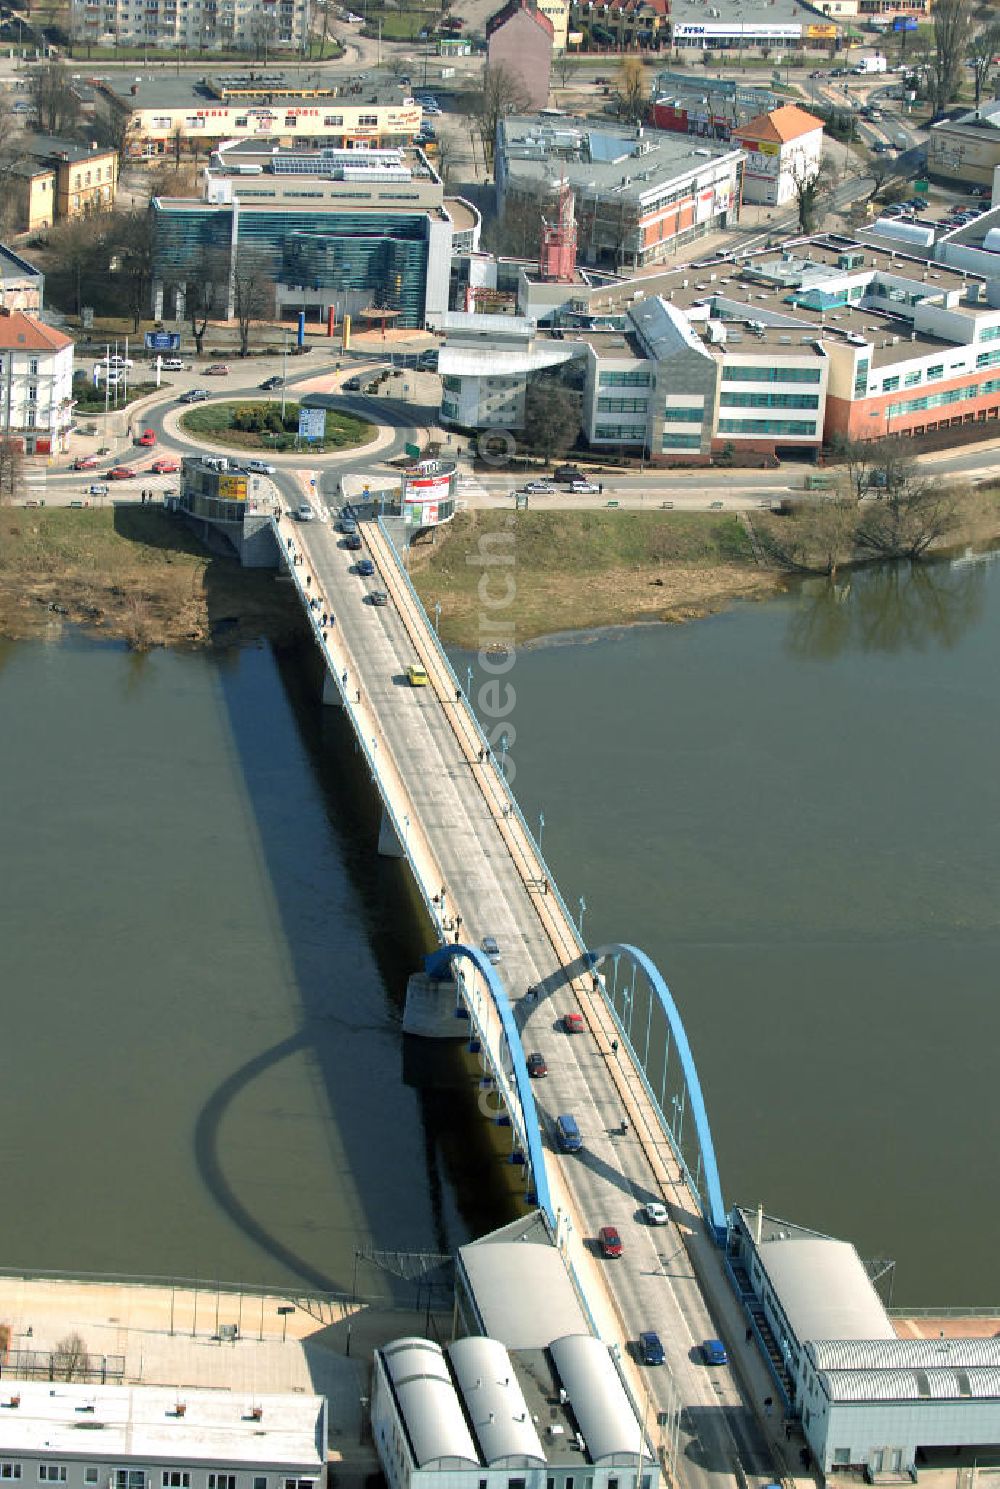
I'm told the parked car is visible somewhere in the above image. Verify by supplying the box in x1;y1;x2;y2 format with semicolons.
88;482;110;497
563;1011;585;1034
598;1226;623;1259
523;479;554;493
526;1051;547;1078
702;1338;728;1366
367;589;388;606
160;357;185;372
639;1331;665;1366
107;465;137;479
407;663;429;687
871;141;891;153
151;457;180;474
480;934;501;963
204;363;230;375
355;557;375;577
259;375;284;390
71;455;99;470
645;1200;669;1225
178;388;209;403
136;427;156;446
343;375;362;391
245;459;276;475
295;503;315;521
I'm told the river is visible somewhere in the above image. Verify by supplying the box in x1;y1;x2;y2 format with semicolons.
0;551;996;1305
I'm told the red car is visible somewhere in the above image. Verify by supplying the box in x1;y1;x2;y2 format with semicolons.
598;1226;623;1258
204;363;230;376
72;454;99;470
136;428;156;447
563;1011;585;1034
151;457;180;474
526;1052;547;1078
107;465;137;480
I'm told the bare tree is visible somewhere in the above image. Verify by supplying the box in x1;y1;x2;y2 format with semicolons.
109;210;155;332
553;53;577;89
474;62;531;174
54;1334;88;1382
929;0;973;115
615;56;647;126
230;249;273;357
491;182;551;257
29;60;77;135
0;439;24;506
969;21;1000;108
182;246;229;355
522;374;580;463
756;495;859;578
856;477;961;559
788;153;835;234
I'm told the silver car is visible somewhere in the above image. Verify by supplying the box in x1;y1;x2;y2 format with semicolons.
295;503;315;521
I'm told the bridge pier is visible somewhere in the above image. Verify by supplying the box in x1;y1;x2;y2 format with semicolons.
322;673;344;708
377;807;405;858
402;972;466;1038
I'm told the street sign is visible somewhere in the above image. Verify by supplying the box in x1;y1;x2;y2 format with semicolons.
914;179;928;194
145;331;181;351
405;442;421;459
298;407;326;441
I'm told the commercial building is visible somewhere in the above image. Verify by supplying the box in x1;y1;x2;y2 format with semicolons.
70;0;310;55
669;0;839;52
731;104;824;209
538;0;569;49
93;73;420;159
728;1208;1000;1478
0;245;44;312
495;117;744;270
0;308;74;454
651;72;779;141
4;136;118;234
486;0;553;113
927;101;1000;190
568;0;668;52
152;142;451;326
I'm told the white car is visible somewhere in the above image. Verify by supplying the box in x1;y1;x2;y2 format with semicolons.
245;460;276;475
570;479;600;493
105;356;134;369
160;357;185;371
645;1201;669;1226
295;503;315;521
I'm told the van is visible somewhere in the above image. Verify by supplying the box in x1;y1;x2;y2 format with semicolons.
555;1114;582;1152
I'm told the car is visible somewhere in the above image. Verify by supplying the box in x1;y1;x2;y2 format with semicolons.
480;934;500;963
245;460;276;475
417;350;438;369
526;1051;547;1078
555;1114;582;1152
702;1338;728;1366
554;464;583;482
339;515;358;534
102;355;133;369
259;375;284;391
368;589;388;606
136;427;156;447
645;1200;669;1225
563;1011;585;1034
343;375;362;391
295;503;316;521
871;141;891;153
160;357;185;372
71;455;99;470
204;363;230;375
639;1331;665;1366
422;102;442;115
809;68;822;78
598;1226;623;1259
178;388;209;403
407;663;429;687
107;465;137;479
570;479;600;493
523;479;554;493
88;482;110;497
151;457;180;474
344;533;363;551
355;557;375;576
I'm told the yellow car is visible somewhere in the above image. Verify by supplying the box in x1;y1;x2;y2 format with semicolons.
406;664;429;687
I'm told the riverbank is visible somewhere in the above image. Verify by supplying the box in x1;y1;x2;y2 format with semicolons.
0;506;304;649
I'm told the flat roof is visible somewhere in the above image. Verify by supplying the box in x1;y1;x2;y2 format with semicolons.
0;1379;324;1469
670;0;834;28
94;72;410;111
457;1236;591;1351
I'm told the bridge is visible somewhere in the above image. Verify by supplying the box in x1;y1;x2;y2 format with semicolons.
221;487;782;1489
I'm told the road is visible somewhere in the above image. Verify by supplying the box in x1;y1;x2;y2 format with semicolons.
274;486;779;1489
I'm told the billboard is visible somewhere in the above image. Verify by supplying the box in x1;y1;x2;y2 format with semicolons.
298;407;326;440
217;474;248;500
893;16;918;28
145;331;181;351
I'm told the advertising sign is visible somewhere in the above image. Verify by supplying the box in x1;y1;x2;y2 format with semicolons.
298;407;327;440
218;474;248;500
145;331;181;351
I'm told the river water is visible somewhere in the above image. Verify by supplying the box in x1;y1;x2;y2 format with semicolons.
0;552;997;1305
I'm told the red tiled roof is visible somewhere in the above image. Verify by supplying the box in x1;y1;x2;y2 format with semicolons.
733;103;823;145
0;309;74;352
486;0;555;38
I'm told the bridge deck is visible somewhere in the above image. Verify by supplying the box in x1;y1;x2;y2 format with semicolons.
272;495;781;1489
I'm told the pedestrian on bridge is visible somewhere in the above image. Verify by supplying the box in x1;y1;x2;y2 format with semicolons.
305;574;311;588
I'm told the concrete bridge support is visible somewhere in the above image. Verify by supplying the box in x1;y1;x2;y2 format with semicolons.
377;807;405;859
402;971;466;1038
322;673;344;708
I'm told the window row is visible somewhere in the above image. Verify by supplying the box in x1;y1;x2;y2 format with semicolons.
594;424;645;441
717;418;816;436
597;370;651;388
719;392;818;410
720;365;822;384
662;407;703;422
976;348;1000;370
661;433;701;450
886;378;1000;417
23;1475;309;1489
596;397;648;414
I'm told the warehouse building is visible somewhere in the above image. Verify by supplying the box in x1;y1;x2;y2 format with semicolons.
669;0;839;52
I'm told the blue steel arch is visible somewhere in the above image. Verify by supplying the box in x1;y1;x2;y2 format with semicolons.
591;942;727;1243
425;944;554;1227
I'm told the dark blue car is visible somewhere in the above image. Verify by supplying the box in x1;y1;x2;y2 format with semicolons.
640;1331;664;1365
355;558;375;577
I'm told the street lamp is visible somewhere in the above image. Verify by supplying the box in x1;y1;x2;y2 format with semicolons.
281;330;289;419
466;662;473;704
433;600;441;633
499;731;509;777
671;1090;686;1149
538;810;545;855
577;895;586;937
277;1305;294;1342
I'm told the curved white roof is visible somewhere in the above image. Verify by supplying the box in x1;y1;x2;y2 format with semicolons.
448;1337;545;1466
808;1337;1000;1372
757;1236;894;1345
872;218;935;250
438;344;577;377
382;1339;480;1469
819;1368;1000;1403
549;1334;643;1464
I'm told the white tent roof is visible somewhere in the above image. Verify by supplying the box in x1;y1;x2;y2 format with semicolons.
381;1338;480;1469
448;1337;545;1465
549;1335;643;1464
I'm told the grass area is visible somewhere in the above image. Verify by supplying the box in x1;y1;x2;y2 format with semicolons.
0;506;302;648
73;381;166;414
178;400;375;453
363;8;437;40
408;509;773;646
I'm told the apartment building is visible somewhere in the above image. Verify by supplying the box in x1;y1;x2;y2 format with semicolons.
569;0;668;52
0;308;75;454
485;0;553;113
0;1379;325;1489
496;118;744;271
152;143;451;326
731;105;824;209
70;0;310;54
5;137;118;234
93;73;419;158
